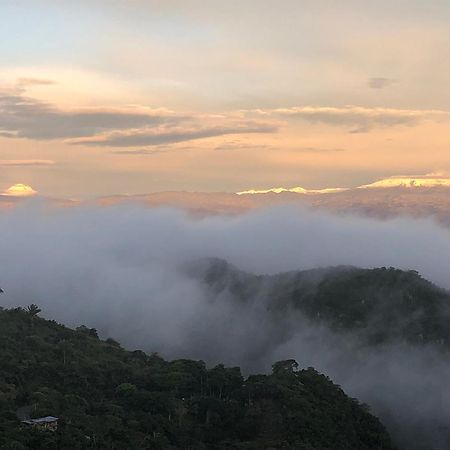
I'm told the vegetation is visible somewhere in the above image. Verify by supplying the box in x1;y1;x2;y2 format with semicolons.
196;259;450;347
0;307;395;449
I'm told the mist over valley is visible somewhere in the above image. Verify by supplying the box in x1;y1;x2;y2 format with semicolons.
2;203;450;448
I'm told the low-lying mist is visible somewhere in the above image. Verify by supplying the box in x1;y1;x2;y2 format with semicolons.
2;202;450;449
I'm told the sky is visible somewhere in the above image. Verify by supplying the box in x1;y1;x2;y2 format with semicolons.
1;0;450;198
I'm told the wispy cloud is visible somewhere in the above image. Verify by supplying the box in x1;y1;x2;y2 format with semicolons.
367;77;397;89
0;159;55;166
0;92;177;140
214;140;271;151
0;87;277;147
17;77;56;87
251;105;449;132
76;122;277;147
110;145;193;156
294;147;347;153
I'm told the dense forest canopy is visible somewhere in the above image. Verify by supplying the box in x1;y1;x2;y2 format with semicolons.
191;259;450;347
0;307;395;450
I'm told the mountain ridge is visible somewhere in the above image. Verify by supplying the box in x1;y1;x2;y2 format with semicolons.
236;176;450;195
188;258;450;348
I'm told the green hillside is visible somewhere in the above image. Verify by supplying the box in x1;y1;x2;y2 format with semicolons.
193;259;450;347
0;307;395;450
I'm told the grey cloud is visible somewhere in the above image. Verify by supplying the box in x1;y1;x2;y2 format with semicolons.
74;123;277;147
0;92;179;140
368;77;396;89
263;105;449;132
276;106;419;130
0;132;19;138
349;126;371;134
0;91;277;146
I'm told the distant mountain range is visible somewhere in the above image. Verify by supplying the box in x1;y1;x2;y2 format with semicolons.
237;176;450;194
3;176;450;224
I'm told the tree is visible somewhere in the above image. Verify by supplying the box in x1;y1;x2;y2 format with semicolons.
26;304;41;317
271;359;299;375
75;325;98;339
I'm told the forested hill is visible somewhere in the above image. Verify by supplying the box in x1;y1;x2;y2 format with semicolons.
190;258;450;347
0;307;395;450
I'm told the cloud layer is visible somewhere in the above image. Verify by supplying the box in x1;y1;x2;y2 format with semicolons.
0;88;277;147
2;84;448;150
74;122;277;147
254;105;450;133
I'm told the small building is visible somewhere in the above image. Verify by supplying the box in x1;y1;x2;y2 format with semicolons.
22;416;59;432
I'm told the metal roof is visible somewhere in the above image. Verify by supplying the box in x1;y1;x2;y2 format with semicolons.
22;416;59;424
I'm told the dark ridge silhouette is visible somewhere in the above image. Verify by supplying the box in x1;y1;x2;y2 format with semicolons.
188;258;450;348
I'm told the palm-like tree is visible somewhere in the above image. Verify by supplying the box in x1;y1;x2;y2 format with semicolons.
26;304;41;317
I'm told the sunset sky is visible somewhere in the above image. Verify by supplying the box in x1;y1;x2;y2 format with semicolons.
2;0;450;198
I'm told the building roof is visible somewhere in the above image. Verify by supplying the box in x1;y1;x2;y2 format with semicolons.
22;416;59;424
